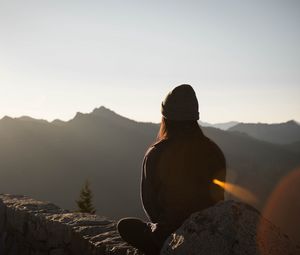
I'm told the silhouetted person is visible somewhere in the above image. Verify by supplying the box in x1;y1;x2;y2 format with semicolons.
117;84;226;255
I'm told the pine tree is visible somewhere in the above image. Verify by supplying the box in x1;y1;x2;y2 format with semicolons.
76;180;96;214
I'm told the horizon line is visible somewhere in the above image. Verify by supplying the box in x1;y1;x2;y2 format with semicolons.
0;105;299;126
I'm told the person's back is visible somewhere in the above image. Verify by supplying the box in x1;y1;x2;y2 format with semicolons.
118;84;226;255
156;131;225;225
142;119;226;227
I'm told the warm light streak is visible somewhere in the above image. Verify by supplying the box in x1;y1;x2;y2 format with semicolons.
213;179;257;205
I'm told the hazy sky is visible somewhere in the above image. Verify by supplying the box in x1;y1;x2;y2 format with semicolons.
0;0;299;123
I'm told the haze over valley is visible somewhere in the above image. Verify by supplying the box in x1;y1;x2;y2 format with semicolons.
0;107;299;206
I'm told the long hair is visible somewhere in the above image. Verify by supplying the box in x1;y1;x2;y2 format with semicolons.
157;117;203;141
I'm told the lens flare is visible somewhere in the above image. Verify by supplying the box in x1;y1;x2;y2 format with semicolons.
258;168;300;249
213;179;257;205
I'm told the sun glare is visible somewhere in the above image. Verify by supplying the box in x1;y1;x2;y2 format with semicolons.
213;179;257;205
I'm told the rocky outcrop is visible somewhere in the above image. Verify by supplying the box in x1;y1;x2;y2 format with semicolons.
1;195;299;255
161;200;300;255
0;194;141;255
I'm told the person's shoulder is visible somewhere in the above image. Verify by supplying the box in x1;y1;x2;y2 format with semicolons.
142;140;168;170
144;139;170;160
202;135;226;162
201;134;219;148
152;138;170;149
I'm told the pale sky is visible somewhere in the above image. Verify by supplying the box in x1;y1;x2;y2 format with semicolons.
0;0;299;123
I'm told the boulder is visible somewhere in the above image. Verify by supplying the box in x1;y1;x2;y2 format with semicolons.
0;194;142;255
161;200;300;255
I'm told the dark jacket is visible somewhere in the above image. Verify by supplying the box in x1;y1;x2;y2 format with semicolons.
141;130;226;226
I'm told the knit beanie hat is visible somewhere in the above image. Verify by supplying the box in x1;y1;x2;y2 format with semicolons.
161;84;199;121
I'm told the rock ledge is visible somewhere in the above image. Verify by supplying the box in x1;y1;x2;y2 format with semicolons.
0;194;140;255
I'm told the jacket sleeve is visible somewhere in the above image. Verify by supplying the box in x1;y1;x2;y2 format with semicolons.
141;146;162;223
210;140;227;201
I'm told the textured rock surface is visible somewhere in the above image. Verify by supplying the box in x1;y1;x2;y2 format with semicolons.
161;200;300;255
0;194;142;255
1;195;299;255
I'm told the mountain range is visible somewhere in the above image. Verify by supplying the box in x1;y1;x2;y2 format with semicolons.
199;120;239;130
0;106;299;221
228;120;300;144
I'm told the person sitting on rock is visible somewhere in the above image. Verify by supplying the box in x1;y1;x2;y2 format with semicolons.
117;84;226;255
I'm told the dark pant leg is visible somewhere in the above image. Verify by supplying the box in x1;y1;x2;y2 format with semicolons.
117;218;171;255
117;218;159;254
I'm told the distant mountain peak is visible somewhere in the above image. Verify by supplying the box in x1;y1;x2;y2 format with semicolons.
72;112;86;121
0;115;49;124
91;106;133;122
70;106;132;125
238;120;298;126
286;120;298;126
18;116;49;124
1;116;13;121
92;106;117;116
229;120;300;144
199;120;239;130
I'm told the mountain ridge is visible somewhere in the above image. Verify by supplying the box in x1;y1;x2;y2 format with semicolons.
1;106;298;131
0;106;299;220
229;120;300;144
